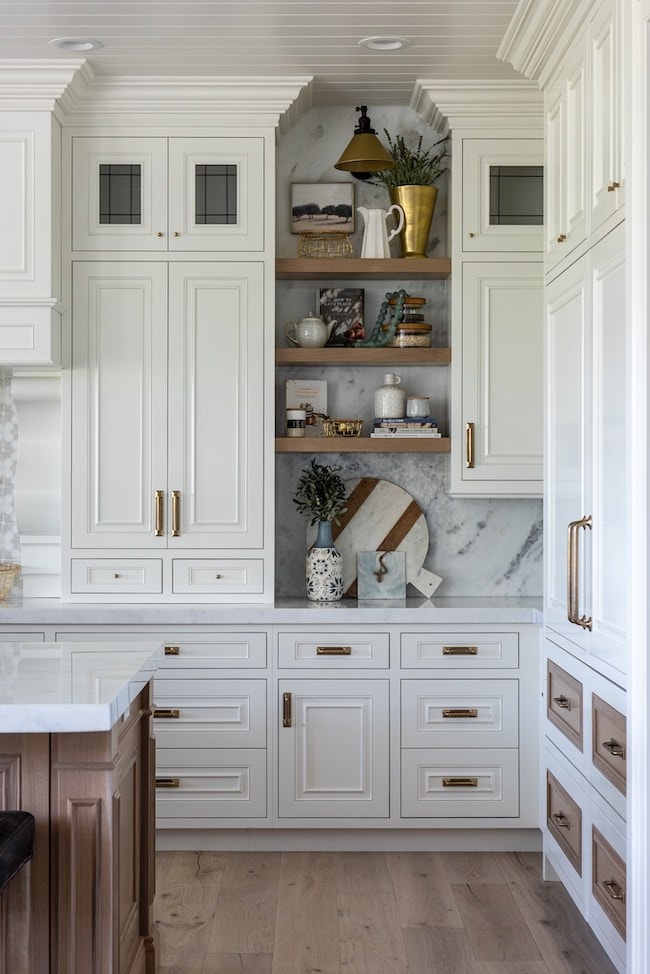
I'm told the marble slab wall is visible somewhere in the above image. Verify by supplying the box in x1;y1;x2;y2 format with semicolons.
275;106;543;599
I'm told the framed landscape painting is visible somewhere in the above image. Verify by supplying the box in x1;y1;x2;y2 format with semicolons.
290;182;354;233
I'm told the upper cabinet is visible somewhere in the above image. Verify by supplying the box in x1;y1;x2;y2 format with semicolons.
71;135;265;252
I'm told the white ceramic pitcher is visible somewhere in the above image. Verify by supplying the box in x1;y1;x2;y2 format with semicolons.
357;205;405;259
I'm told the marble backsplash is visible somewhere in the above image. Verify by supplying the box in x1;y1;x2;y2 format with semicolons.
274;105;543;599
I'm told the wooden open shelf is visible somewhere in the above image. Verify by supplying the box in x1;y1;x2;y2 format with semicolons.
276;437;451;454
276;346;450;367
276;257;451;280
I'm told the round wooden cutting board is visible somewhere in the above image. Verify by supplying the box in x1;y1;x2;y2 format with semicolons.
307;477;443;598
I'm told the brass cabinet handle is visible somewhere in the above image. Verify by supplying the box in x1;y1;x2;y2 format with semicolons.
443;645;478;656
154;708;180;719
173;231;180;236
156;231;164;237
468;232;475;237
443;777;478;788
607;182;621;192
567;515;592;630
155;777;180;788
465;422;475;468
171;490;181;537
553;694;572;710
552;811;571;828
282;692;292;728
316;646;352;655
557;233;567;242
155;489;164;536
164;645;180;656
603;878;625;901
442;708;478;718
602;739;626;759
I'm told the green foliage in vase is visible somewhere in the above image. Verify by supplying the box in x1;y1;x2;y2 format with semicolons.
373;132;449;189
293;459;348;525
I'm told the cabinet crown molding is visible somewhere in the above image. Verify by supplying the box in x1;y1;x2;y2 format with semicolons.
497;0;595;85
0;59;86;113
411;80;543;134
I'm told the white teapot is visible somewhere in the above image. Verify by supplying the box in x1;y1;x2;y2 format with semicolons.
358;205;405;259
284;312;335;348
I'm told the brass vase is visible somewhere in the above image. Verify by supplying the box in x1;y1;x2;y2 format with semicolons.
389;185;438;259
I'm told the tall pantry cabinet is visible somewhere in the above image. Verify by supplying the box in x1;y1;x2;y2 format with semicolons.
500;1;627;970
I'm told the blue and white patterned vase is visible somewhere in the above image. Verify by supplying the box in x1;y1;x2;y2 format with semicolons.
306;520;343;602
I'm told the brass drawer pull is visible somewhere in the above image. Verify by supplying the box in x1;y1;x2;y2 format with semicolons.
442;708;478;718
553;694;572;710
316;646;352;655
155;777;180;789
282;691;292;728
171;490;181;537
607;182;621;192
552;811;571;829
465;421;475;468
442;777;478;788
603;878;625;901
557;233;567;242
164;645;180;656
602;739;626;759
154;708;180;719
154;489;164;536
442;645;478;656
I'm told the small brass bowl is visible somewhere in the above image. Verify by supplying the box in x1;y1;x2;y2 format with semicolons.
0;563;20;601
322;418;363;438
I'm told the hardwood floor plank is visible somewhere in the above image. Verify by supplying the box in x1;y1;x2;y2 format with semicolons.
155;852;222;974
494;852;618;974
452;882;543;963
403;926;480;974
271;853;341;974
334;851;394;893
477;963;551;973
201;954;273;973
207;853;281;954
386;852;464;929
441;851;507;885
337;892;410;973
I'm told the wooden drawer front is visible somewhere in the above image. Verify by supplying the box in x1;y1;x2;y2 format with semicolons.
401;680;518;748
278;632;389;668
401;748;519;818
592;826;626;941
401;632;519;669
172;559;264;595
70;559;162;594
546;769;582;876
156;634;267;670
592;694;626;796
154;680;266;748
547;660;583;751
155;748;266;820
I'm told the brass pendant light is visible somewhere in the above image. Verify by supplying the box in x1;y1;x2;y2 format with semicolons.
334;106;395;180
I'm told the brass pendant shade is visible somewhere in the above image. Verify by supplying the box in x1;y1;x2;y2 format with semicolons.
334;106;395;174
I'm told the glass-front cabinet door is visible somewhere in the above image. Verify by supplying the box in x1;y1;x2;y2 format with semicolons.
72;136;264;252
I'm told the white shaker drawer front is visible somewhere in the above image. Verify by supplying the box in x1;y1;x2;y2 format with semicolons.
401;680;519;748
401;632;519;669
278;631;389;668
156;634;267;669
401;748;519;818
70;558;163;594
172;559;264;595
153;679;266;748
155;748;266;821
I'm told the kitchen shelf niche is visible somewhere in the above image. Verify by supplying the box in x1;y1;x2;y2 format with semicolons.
276;347;451;367
276;257;451;280
276;437;451;453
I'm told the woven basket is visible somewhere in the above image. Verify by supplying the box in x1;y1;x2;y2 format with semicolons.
0;563;20;601
297;232;353;258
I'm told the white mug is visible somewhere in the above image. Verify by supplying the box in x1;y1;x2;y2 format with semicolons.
406;396;430;418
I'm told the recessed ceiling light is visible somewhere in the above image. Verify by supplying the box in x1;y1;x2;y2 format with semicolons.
49;37;103;52
358;36;412;52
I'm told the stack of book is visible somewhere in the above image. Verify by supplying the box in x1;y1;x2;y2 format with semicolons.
370;418;442;438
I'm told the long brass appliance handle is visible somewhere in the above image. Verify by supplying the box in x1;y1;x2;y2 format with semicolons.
171;490;181;537
567;516;592;630
282;692;292;728
154;490;164;536
465;422;475;468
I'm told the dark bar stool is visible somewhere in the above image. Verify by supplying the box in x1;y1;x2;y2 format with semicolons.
0;811;35;895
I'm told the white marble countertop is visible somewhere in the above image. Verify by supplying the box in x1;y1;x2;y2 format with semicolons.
0;597;543;625
0;641;163;733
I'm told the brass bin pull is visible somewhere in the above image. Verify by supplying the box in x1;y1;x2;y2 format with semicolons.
442;708;478;718
282;692;292;728
154;489;164;537
164;645;180;656
567;515;592;630
553;695;572;710
442;777;478;788
552;811;570;829
316;646;352;656
171;490;181;537
603;879;625;901
154;708;180;719
156;777;180;789
465;422;475;469
602;739;626;759
443;646;478;656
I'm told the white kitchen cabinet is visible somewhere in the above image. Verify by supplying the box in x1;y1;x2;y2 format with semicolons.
589;0;624;234
72;135;264;252
545;223;626;681
277;678;390;819
450;260;543;496
69;259;265;598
